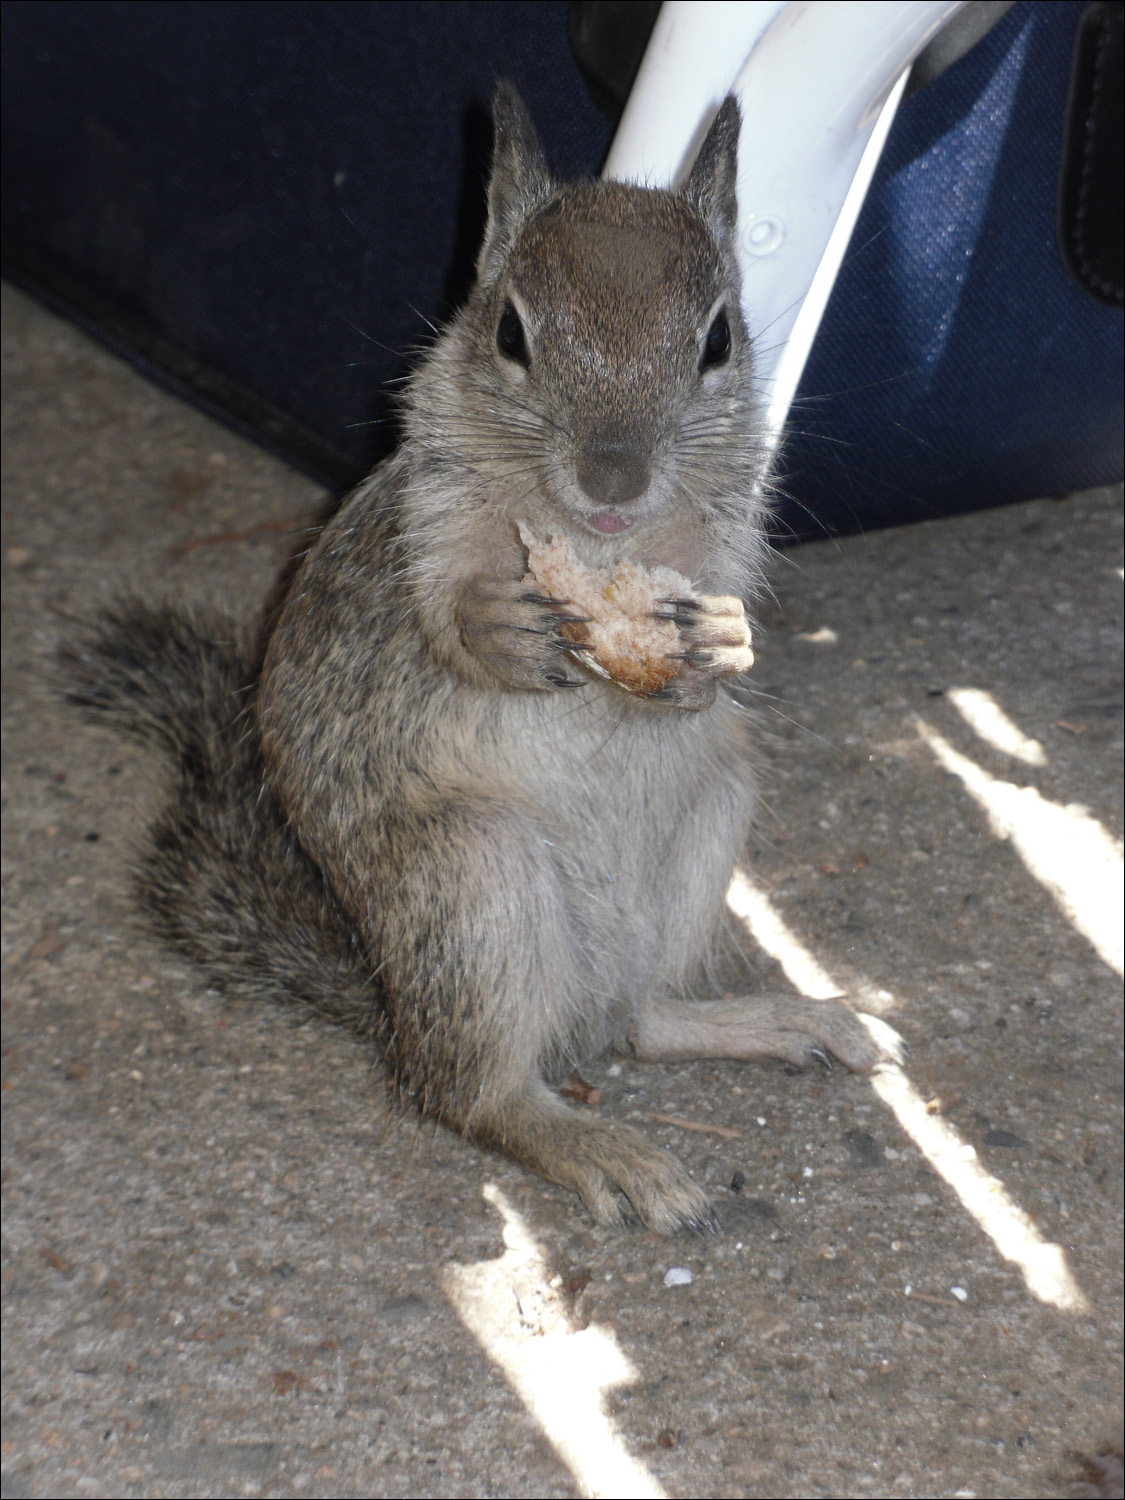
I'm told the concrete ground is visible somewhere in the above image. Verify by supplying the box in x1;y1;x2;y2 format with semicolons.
1;280;1122;1500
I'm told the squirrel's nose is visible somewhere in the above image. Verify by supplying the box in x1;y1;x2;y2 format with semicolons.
575;438;650;508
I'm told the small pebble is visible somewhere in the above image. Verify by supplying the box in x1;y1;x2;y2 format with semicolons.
663;1267;693;1288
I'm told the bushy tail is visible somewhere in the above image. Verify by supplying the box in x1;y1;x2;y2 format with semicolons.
58;603;381;1035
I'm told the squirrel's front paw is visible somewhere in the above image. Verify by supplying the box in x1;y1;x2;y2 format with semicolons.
458;577;590;691
662;593;755;676
646;594;754;709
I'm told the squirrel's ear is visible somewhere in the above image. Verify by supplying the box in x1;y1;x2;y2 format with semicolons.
477;83;552;281
683;96;741;248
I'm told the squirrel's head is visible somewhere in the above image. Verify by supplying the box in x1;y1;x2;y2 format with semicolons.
412;85;765;556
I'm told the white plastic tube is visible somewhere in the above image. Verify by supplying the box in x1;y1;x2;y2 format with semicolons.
604;1;791;185
605;1;966;442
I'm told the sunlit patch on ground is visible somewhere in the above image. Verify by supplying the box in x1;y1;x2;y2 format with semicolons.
725;869;1092;1314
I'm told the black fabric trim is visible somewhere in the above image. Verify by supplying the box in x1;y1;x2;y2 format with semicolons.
1058;1;1125;306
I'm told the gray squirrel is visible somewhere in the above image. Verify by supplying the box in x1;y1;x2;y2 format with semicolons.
62;87;892;1232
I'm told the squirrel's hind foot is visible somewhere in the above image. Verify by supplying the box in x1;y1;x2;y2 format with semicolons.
463;1087;717;1235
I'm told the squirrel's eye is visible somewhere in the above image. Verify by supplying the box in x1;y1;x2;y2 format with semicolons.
497;302;530;367
699;308;731;371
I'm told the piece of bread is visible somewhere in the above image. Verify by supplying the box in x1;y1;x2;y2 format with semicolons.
520;528;694;694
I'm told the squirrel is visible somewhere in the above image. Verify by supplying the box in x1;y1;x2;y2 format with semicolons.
61;86;894;1233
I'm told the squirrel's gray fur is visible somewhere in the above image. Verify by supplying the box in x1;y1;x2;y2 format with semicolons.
61;88;891;1233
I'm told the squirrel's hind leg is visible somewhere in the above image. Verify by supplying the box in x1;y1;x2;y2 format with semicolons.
366;798;714;1232
633;993;903;1072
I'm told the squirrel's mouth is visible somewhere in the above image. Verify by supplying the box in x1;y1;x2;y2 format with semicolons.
587;508;632;536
